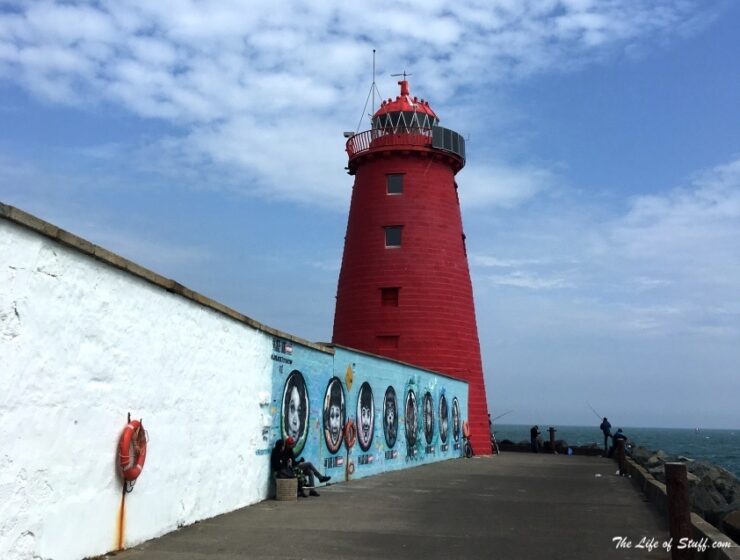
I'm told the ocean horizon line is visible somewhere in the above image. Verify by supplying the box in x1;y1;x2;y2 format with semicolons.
494;423;740;433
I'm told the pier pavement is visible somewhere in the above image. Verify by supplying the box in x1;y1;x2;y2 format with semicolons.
112;452;670;559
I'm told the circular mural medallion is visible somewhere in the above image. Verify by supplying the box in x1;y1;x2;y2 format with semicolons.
439;394;449;443
405;389;418;448
423;391;435;445
357;382;375;452
323;377;345;454
383;386;398;448
452;397;461;443
281;370;309;455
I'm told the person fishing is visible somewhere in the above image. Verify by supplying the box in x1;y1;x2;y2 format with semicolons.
599;417;612;454
589;403;613;456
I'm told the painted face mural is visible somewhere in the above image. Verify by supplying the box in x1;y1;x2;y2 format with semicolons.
383;386;398;448
323;377;345;454
452;397;461;442
405;390;417;447
357;382;375;452
439;394;449;443
282;370;308;455
423;392;434;445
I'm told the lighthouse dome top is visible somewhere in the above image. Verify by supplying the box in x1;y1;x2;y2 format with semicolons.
372;80;439;130
346;77;466;171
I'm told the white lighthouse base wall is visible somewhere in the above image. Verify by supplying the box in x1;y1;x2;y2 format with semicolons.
0;207;469;560
0;220;275;560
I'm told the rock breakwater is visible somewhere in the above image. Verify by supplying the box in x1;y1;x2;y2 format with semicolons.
631;445;739;542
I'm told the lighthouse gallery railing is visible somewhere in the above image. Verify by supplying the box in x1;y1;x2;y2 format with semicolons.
346;126;466;163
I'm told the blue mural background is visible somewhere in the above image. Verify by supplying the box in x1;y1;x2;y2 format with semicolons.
268;339;469;482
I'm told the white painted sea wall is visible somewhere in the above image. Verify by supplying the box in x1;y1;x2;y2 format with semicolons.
0;205;469;560
0;217;285;560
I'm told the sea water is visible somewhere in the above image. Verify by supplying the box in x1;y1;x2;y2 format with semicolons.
494;424;740;478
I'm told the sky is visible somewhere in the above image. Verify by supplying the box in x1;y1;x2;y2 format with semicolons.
1;0;739;430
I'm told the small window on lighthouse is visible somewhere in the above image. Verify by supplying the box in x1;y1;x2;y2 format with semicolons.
381;287;400;306
384;226;402;247
377;335;399;350
387;174;404;194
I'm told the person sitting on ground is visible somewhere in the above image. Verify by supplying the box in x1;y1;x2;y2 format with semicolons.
607;428;627;458
270;439;294;479
283;436;331;497
270;437;308;497
599;417;612;454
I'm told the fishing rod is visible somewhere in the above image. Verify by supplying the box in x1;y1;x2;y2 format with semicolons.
492;410;513;422
587;402;603;421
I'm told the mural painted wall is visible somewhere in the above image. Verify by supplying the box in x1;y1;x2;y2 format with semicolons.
268;337;333;459
330;347;469;479
267;342;469;482
0;205;469;560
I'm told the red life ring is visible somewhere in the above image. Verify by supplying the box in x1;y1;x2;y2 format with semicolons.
344;420;357;449
118;420;148;481
462;421;471;438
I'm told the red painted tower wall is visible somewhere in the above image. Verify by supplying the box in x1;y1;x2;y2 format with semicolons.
333;111;491;454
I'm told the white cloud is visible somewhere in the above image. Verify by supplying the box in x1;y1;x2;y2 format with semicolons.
471;155;740;338
305;259;341;273
0;0;710;206
458;162;553;209
608;156;740;287
488;271;571;290
630;276;672;291
471;255;552;268
177;115;351;207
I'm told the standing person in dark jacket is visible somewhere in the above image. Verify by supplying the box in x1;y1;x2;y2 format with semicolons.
599;417;612;454
530;425;540;453
608;428;627;458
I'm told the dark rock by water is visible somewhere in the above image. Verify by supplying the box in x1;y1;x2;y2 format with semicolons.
630;446;740;527
631;446;652;465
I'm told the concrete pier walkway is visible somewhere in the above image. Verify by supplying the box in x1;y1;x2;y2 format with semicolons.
113;453;670;560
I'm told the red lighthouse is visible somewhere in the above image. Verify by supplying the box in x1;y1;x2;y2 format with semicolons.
332;79;491;454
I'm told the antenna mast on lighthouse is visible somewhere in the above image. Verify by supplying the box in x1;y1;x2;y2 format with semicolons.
372;49;376;118
354;50;383;133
